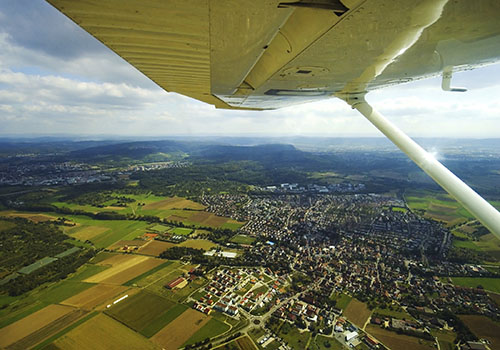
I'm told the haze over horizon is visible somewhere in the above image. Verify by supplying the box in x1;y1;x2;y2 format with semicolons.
1;1;500;138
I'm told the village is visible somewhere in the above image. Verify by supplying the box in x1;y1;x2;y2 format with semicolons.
195;191;499;349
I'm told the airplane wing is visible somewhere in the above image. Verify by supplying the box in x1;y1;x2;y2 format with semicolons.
45;0;500;237
45;0;500;110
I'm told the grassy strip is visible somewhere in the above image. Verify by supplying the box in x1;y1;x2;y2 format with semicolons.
32;311;98;350
0;301;48;329
123;261;172;286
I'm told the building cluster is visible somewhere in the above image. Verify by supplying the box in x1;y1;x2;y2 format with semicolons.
200;192;499;328
191;267;287;319
0;161;112;186
128;161;189;171
261;182;366;194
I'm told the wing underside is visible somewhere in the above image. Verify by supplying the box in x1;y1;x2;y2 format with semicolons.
46;0;500;110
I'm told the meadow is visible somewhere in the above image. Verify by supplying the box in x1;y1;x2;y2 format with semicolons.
450;277;500;293
343;298;371;328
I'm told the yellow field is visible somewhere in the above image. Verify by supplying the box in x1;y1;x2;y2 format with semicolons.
366;325;435;350
96;253;134;266
138;240;175;256
0;304;75;348
53;313;160;350
343;298;371;328
144;196;205;210
84;255;149;283
151;309;210;350
71;225;110;241
61;284;130;310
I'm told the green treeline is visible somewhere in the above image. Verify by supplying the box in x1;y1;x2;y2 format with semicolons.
0;218;70;272
3;250;95;296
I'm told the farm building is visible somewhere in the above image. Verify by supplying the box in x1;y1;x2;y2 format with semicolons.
345;331;358;342
165;277;187;289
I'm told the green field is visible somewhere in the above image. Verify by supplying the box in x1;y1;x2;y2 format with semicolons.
124;261;173;286
170;227;193;236
330;292;352;309
450;277;500;293
0;280;92;328
32;311;99;350
183;318;230;346
230;234;256;245
406;190;474;226
141;303;189;338
67;219;149;248
105;290;180;336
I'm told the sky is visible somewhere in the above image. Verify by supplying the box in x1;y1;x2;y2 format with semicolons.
1;1;500;138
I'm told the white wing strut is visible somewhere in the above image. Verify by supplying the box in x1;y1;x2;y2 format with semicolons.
341;93;500;238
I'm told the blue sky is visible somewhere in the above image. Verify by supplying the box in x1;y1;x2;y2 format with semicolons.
1;0;500;138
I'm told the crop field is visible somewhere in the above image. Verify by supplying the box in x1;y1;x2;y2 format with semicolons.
450;277;500;293
134;261;182;288
61;284;129;310
52;313;160;350
124;261;172;286
179;239;217;250
138;240;175;256
366;325;435;350
96;253;138;267
164;209;244;229
84;255;164;284
0;304;76;348
2;211;58;223
0;280;93;330
143;196;205;210
149;224;171;232
183;317;230;346
105;290;176;333
230;234;256;245
108;239;148;251
460;315;500;349
343;298;371;327
405;190;474;226
151;309;211;349
68;225;108;241
170;227;193;235
61;216;149;248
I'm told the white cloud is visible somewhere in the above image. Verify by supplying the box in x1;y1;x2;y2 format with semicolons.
0;1;499;138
